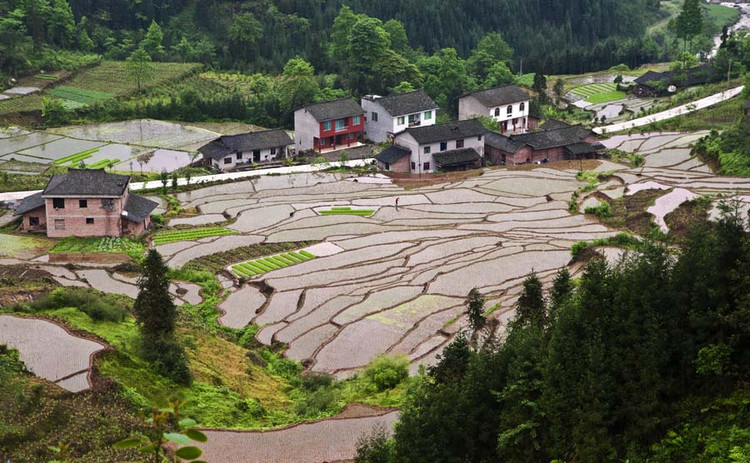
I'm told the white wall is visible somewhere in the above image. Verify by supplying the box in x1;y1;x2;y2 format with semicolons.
394;132;485;174
362;97;437;143
458;95;530;133
294;109;321;152
210;146;289;171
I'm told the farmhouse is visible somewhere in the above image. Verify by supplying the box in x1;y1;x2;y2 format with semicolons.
484;119;605;166
633;65;713;97
375;119;486;173
199;129;294;172
458;84;531;134
13;169;157;238
361;90;439;142
294;98;365;153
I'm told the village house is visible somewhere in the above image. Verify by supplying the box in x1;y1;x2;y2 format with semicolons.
375;119;486;173
294;98;365;153
484;119;605;166
361;90;439;142
458;84;531;134
633;65;713;97
13;169;157;238
198;129;294;172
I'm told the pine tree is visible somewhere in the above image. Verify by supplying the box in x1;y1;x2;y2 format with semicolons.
465;288;487;339
549;267;573;319
134;249;176;338
516;271;547;330
675;0;703;52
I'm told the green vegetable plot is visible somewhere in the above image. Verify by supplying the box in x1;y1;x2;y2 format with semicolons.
319;207;375;216
231;250;316;277
52;148;100;165
153;227;234;245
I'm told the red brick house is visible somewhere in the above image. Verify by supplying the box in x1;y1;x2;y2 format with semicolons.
294;98;365;153
485;120;605;166
14;169;157;238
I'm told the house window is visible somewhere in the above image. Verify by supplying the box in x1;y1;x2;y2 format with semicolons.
507;105;513;115
424;110;432;120
353;115;361;125
411;162;416;171
423;146;431;154
53;198;65;209
372;112;378;122
79;199;87;208
456;139;465;148
440;141;447;151
224;157;232;164
102;199;114;211
423;162;430;171
478;135;483;141
384;162;390;170
494;108;500;117
29;217;39;226
86;218;94;224
397;116;405;125
271;147;277;155
335;119;345;131
54;219;65;230
520;102;525;111
324;121;332;131
236;152;243;160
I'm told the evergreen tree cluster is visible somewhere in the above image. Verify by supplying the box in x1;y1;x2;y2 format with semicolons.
377;208;750;462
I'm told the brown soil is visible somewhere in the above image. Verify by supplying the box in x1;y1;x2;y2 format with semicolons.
386;169;484;189
0;265;58;306
48;253;132;264
504;159;602;172
664;199;711;241
601;189;664;236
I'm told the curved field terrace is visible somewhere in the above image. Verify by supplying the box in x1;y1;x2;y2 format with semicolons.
159;133;750;380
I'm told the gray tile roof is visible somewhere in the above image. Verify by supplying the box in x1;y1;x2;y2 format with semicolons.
462;85;530;108
301;98;364;122
402;119;486;145
565;142;605;155
42;169;130;197
368;90;438;117
13;192;45;216
375;144;411;164
123;193;158;223
512;125;596;151
433;148;481;167
539;119;571;131
485;131;525;152
199;130;293;160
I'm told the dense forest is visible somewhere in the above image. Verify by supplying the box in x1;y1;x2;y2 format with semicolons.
355;208;750;463
2;0;665;76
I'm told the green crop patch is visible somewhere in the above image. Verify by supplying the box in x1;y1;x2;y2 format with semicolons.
230;250;317;277
88;159;119;169
52;148;101;166
152;227;234;246
319;207;375;216
586;91;627;104
47;85;115;105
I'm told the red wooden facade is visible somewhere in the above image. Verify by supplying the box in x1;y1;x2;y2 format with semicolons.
314;115;365;152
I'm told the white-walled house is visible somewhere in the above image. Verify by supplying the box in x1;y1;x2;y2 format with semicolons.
198;129;294;171
458;85;531;134
375;119;486;173
294;98;365;153
361;90;439;142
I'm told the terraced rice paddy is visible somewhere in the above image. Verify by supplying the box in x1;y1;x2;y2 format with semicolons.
231;250;316;277
153;227;234;245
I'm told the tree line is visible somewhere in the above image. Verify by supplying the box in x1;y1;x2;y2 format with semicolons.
357;206;750;462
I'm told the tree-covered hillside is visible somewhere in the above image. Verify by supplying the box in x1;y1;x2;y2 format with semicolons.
21;0;663;74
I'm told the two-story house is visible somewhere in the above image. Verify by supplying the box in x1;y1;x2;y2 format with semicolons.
375;119;486;173
361;90;439;142
458;85;531;134
198;129;294;172
14;169;157;238
294;98;365;153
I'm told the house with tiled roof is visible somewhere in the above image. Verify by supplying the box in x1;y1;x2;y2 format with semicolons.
458;85;531;134
294;98;365;153
361;90;439;142
484;119;605;166
376;119;486;173
14;169;157;238
199;129;294;171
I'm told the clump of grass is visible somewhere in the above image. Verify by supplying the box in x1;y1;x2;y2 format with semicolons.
152;227;233;246
570;232;642;257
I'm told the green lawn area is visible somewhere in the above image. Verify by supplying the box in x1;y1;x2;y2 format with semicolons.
0;233;55;259
231;250;316;277
51;236;145;258
153;227;234;246
570;83;617;98
705;2;741;28
318;207;375;216
515;73;535;87
586;90;627;104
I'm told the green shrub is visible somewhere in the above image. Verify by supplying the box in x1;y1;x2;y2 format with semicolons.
261;349;302;381
585;202;613;218
31;287;129;322
364;355;409;391
141;334;193;385
301;372;335;391
294;387;338;417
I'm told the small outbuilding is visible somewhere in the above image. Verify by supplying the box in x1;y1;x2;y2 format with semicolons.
199;129;294;171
